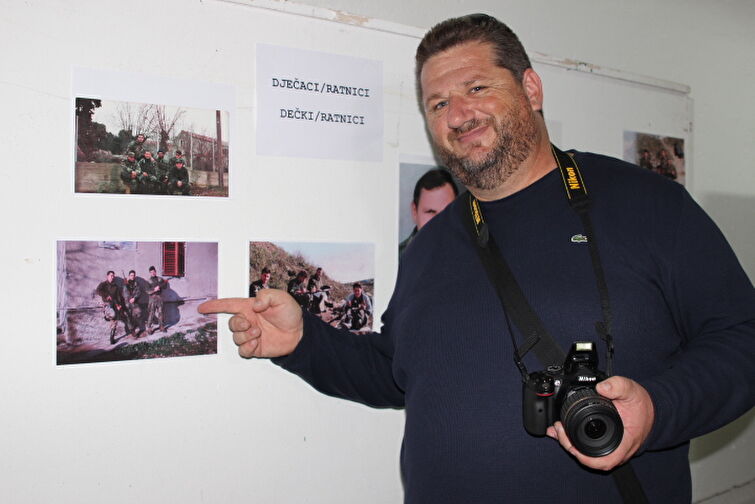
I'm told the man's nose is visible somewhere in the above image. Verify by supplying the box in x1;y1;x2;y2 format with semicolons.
446;95;475;130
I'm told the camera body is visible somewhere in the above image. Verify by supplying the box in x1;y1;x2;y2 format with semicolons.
522;341;623;457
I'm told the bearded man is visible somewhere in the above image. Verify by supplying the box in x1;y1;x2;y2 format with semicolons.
200;14;755;504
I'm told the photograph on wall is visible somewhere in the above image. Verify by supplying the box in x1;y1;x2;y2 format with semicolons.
74;97;229;197
623;131;685;185
250;241;375;333
398;160;460;259
56;240;218;365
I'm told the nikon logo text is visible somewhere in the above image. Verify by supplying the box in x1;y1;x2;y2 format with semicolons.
566;167;580;190
472;201;483;226
577;376;597;382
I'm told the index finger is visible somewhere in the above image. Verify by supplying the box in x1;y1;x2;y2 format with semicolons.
198;297;252;315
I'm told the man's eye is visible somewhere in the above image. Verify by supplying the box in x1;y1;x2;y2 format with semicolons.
471;86;485;93
433;101;447;111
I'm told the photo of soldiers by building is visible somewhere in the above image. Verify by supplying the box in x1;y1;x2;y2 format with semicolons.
249;241;375;332
623;131;685;185
56;240;219;365
74;97;229;197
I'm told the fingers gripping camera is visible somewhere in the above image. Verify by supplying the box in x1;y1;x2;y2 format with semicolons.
522;341;623;457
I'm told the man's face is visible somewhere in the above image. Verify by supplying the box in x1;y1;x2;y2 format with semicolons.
144;151;152;159
176;163;184;170
107;272;115;283
157;152;165;159
353;286;363;297
128;155;135;162
420;41;539;191
136;135;145;143
261;272;271;283
128;272;136;281
150;269;157;277
411;183;456;230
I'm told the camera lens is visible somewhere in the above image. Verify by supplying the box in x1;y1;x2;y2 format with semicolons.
584;418;607;439
561;387;623;457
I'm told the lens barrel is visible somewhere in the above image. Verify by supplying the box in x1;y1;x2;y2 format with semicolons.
560;387;623;457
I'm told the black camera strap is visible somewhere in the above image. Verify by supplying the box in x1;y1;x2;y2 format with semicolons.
459;144;647;504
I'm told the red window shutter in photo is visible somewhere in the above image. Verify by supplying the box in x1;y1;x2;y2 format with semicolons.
162;242;186;277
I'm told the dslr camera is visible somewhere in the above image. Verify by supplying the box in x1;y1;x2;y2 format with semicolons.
522;341;623;457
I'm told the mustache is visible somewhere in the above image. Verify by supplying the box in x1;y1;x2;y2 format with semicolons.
452;117;492;136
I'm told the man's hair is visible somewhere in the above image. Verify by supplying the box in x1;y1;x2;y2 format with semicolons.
175;150;183;155
415;13;532;94
261;267;271;275
297;270;308;278
413;169;459;206
352;282;362;289
149;266;156;272
106;270;115;276
129;270;136;275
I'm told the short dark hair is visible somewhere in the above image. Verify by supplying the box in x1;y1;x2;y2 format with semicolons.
352;282;362;289
413;169;458;206
128;270;136;275
261;267;271;275
415;14;532;95
149;266;156;272
106;270;115;276
175;150;183;155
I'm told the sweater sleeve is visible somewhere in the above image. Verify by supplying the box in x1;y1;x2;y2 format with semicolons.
639;189;755;450
271;312;405;409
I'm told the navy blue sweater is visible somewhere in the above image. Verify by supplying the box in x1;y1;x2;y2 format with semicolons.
275;151;755;503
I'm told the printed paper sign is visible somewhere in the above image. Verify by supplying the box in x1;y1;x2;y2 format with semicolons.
256;44;383;162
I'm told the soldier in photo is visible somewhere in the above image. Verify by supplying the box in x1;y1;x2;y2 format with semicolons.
145;265;167;334
154;150;171;194
125;133;148;161
139;150;159;194
95;270;133;344
657;149;678;180
123;270;143;336
339;282;372;331
169;158;191;195
287;270;311;309
249;267;272;298
120;151;141;194
307;267;331;314
169;149;187;168
638;149;653;171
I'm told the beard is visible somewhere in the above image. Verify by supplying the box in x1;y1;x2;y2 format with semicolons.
435;104;539;192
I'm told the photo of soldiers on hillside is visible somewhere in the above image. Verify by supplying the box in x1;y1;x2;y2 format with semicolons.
249;241;375;333
74;97;229;197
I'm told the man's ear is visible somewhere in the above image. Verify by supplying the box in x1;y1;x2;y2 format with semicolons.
411;201;419;225
521;68;544;112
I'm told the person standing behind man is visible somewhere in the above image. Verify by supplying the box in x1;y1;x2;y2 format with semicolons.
399;168;458;255
146;266;167;334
